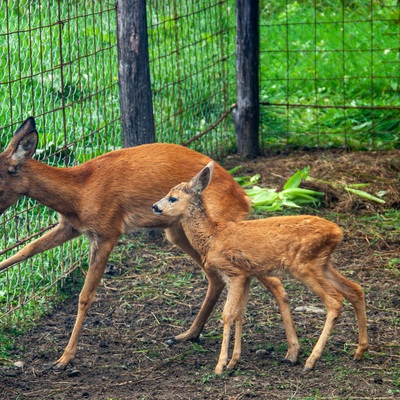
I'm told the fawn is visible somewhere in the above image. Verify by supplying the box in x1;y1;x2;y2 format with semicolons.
153;161;369;374
0;117;299;368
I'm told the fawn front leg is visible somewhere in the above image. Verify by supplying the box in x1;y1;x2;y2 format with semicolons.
215;275;248;375
0;219;80;272
226;277;251;370
54;237;118;368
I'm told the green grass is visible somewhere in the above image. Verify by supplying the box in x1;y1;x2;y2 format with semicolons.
259;0;400;150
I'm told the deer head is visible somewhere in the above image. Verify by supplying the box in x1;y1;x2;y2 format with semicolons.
0;117;38;214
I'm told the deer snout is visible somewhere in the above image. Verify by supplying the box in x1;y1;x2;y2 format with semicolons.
152;203;163;215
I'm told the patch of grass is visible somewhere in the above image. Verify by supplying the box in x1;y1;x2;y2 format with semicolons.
259;0;400;150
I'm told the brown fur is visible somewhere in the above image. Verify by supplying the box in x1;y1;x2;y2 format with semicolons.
0;117;300;369
153;161;369;374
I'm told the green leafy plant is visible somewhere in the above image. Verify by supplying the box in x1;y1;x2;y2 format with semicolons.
231;166;324;211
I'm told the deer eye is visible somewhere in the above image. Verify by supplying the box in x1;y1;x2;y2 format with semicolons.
169;196;178;203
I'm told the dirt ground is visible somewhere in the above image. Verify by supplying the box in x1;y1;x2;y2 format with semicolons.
1;149;399;399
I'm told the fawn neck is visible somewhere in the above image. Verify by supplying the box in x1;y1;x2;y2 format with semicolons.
180;196;219;257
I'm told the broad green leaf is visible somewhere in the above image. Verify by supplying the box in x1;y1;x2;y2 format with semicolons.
251;191;278;206
283;166;310;190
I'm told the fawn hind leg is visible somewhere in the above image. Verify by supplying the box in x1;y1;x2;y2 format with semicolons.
215;275;249;374
324;260;368;360
258;276;300;364
291;267;344;371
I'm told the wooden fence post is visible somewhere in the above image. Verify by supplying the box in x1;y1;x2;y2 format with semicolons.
232;0;260;158
116;0;155;147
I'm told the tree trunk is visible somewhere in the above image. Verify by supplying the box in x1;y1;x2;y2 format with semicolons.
233;0;260;158
116;0;155;147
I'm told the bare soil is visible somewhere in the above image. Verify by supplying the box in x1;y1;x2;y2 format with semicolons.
1;150;399;400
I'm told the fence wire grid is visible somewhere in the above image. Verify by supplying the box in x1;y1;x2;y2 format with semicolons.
0;0;236;330
259;0;400;150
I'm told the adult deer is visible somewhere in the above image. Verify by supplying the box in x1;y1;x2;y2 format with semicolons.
153;161;369;374
0;117;299;369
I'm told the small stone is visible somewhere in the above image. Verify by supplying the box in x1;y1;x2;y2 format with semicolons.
255;349;268;358
13;361;24;368
67;369;81;377
166;338;177;346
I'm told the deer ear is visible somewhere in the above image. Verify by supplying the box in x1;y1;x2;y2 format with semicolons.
5;117;37;157
8;130;38;172
189;161;214;194
14;117;36;136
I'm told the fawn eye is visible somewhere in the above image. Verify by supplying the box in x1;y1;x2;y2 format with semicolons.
169;196;177;203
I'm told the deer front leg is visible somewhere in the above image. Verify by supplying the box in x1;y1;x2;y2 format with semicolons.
0;219;80;272
54;236;118;369
166;225;225;341
258;276;300;364
175;269;225;342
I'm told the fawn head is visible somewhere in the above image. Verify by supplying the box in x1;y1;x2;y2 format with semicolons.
0;117;38;214
152;161;214;218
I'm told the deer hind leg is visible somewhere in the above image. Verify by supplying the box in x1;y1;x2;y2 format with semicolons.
258;276;300;364
292;266;344;371
54;236;118;369
166;224;225;341
215;275;248;375
324;260;368;360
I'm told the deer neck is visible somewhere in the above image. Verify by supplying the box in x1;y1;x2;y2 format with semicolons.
22;159;86;216
180;198;218;256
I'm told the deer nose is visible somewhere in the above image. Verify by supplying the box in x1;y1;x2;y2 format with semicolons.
152;204;162;214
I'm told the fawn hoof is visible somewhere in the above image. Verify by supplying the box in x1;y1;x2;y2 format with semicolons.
282;357;298;366
214;365;224;375
226;360;238;370
354;346;368;361
302;365;313;373
284;347;300;365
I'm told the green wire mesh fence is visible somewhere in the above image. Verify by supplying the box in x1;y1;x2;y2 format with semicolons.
0;0;236;331
259;0;400;151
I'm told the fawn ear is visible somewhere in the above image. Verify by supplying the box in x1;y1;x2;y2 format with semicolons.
189;161;214;194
